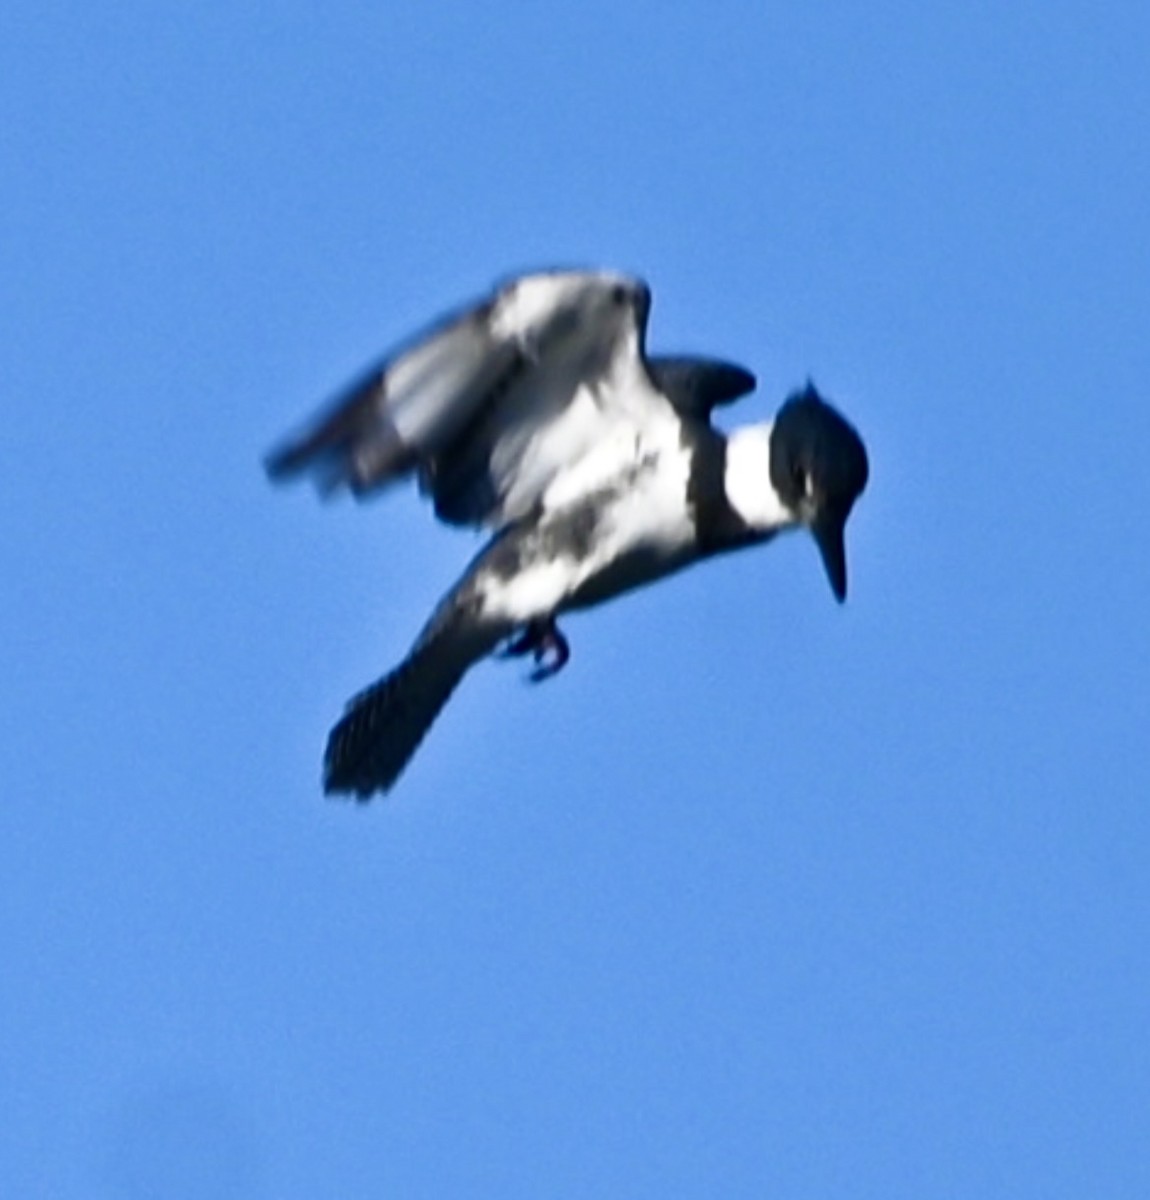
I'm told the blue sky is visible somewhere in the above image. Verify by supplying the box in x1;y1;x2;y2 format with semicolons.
3;2;1148;1196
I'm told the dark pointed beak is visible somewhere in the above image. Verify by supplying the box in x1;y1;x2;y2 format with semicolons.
811;509;849;602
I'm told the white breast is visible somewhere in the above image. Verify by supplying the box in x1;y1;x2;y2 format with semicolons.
478;426;696;624
724;423;793;531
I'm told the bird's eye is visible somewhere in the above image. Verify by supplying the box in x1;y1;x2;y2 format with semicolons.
610;284;629;306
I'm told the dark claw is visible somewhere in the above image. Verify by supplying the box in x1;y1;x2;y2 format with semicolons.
528;623;570;683
498;617;571;683
498;626;541;659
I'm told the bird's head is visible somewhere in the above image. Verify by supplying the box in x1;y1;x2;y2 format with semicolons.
768;384;869;602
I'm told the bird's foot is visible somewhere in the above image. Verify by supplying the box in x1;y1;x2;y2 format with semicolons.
498;617;571;683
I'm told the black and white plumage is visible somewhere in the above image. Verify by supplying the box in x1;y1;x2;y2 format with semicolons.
266;269;869;799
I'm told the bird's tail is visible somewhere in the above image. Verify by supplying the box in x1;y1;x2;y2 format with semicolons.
324;616;499;800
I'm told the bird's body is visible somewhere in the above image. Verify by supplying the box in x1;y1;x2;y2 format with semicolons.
266;270;868;798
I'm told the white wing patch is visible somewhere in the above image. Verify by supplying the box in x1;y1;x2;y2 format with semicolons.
382;313;500;449
489;274;582;347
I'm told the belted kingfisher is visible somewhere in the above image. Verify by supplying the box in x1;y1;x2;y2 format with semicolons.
266;270;869;799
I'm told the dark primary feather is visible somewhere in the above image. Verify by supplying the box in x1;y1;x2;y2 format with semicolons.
263;359;415;493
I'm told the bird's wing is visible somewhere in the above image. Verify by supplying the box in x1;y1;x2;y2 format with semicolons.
265;269;676;528
645;356;756;421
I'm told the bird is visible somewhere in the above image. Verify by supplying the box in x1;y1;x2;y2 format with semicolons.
265;269;869;799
